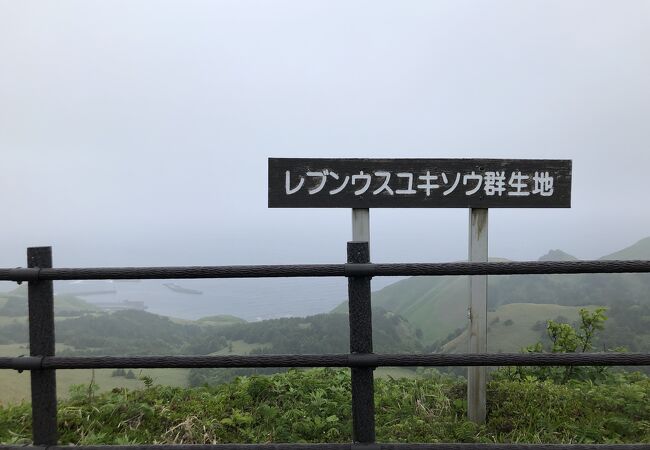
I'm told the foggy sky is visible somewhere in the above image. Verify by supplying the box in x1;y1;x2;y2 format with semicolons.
1;1;649;270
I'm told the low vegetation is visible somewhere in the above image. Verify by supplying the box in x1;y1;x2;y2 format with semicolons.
1;308;649;444
1;368;648;445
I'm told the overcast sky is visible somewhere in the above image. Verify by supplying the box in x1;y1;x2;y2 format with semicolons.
1;1;649;269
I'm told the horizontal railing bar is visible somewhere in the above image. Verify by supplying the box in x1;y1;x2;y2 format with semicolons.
2;260;650;282
0;443;647;450
371;260;650;276
1;353;649;370
0;265;346;281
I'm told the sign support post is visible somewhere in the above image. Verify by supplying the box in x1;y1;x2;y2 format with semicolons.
468;208;488;424
352;208;370;241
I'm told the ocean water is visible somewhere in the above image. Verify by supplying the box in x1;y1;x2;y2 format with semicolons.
49;277;400;321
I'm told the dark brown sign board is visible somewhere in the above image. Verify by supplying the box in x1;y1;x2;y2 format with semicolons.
268;158;572;208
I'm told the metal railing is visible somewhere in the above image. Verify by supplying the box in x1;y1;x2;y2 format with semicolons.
1;244;649;450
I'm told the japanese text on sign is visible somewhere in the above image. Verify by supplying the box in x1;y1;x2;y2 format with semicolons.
268;158;572;208
285;169;555;197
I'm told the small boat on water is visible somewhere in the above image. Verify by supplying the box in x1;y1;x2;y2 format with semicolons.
163;283;203;295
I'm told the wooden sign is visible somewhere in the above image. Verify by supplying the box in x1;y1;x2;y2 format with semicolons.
268;158;572;208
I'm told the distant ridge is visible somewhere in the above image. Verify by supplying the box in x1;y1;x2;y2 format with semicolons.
538;249;578;261
599;237;650;260
333;235;650;344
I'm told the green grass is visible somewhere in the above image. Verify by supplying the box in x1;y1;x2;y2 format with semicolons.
2;369;649;445
0;344;189;405
0;316;25;326
487;303;584;352
0;315;96;326
197;315;247;327
336;274;472;344
442;303;586;353
0;343;77;357
213;340;270;355
375;367;419;379
0;368;190;406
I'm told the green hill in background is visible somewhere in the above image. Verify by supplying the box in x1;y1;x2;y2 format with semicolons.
333;237;650;345
196;315;248;327
538;249;577;261
0;306;423;402
600;236;650;260
0;285;100;317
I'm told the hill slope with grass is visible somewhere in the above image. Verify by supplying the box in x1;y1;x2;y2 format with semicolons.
0;305;423;403
0;286;100;317
333;237;650;345
439;303;586;354
600;237;650;260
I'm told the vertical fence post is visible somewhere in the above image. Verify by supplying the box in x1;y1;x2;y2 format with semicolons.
27;246;58;445
468;209;488;424
348;208;375;443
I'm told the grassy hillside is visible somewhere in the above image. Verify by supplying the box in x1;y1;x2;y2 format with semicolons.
441;303;585;354
197;315;247;327
369;275;468;344
187;309;424;385
210;309;422;355
601;237;650;260
0;367;191;406
0;306;424;403
335;237;650;345
0;286;100;316
0;343;190;405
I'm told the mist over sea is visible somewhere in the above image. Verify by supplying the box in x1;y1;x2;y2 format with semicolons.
45;277;401;321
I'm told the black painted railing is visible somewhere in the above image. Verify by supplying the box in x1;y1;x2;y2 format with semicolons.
1;245;649;450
